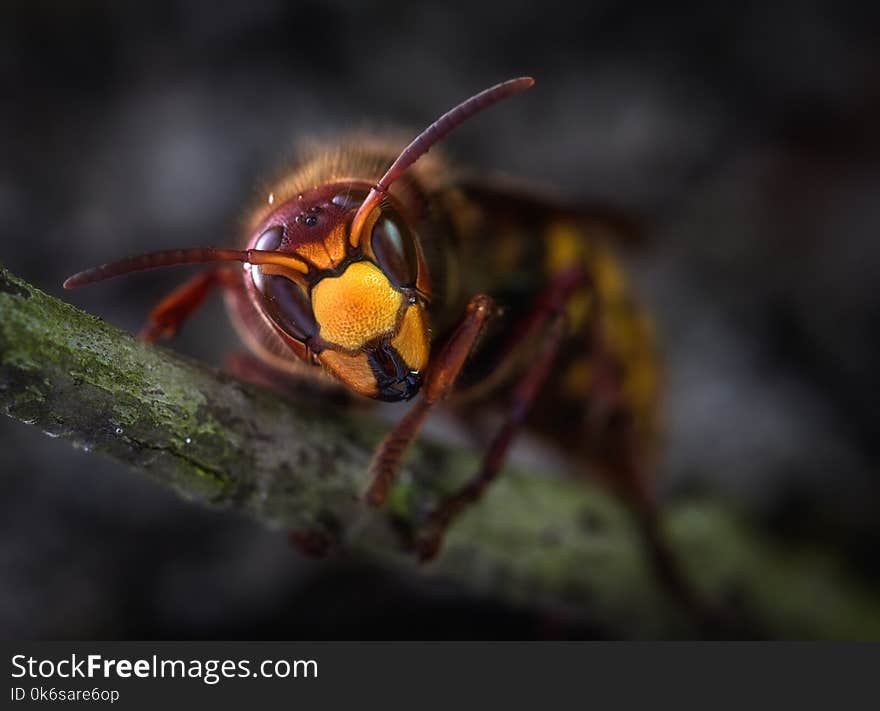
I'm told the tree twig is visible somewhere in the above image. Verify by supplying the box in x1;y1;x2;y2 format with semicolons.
1;264;878;638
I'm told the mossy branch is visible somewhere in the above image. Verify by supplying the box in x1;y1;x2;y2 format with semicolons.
1;264;879;638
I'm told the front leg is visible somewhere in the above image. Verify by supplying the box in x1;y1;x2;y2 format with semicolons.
366;266;585;562
416;266;585;560
140;267;238;342
365;294;496;506
416;315;567;561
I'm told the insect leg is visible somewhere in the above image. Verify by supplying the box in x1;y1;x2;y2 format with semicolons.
417;314;568;561
365;293;496;506
416;266;586;561
580;314;732;632
140;267;238;342
225;351;356;408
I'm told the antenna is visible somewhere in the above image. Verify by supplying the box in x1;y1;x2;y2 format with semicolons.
349;76;535;245
63;247;308;289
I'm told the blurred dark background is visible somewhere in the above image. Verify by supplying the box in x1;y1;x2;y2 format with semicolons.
1;0;879;638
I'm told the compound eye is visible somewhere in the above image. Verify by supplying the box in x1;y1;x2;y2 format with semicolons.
253;271;317;342
370;212;418;288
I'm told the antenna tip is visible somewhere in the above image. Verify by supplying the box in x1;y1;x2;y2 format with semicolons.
63;273;86;289
504;76;535;90
502;77;535;96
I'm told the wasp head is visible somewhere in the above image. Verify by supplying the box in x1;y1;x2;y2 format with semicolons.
63;78;535;403
247;182;431;401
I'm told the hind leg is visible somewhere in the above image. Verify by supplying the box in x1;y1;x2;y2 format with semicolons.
579;318;733;633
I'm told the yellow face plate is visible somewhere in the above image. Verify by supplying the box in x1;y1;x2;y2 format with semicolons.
312;261;403;350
